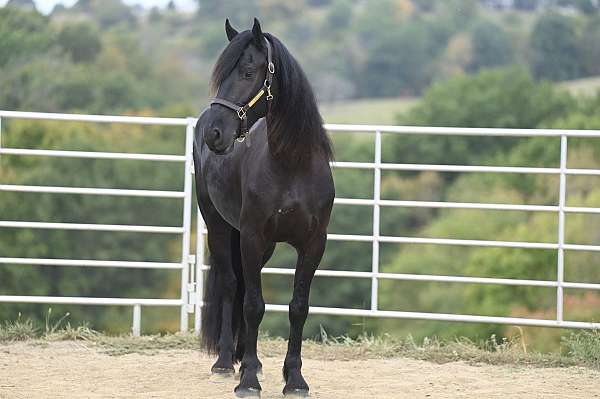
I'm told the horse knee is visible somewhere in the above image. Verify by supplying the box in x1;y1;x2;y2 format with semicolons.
288;298;308;324
243;294;265;325
222;273;237;294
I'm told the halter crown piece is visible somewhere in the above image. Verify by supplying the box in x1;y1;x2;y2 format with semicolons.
210;37;275;143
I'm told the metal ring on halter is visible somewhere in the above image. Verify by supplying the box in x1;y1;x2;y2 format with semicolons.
237;108;247;120
236;135;246;143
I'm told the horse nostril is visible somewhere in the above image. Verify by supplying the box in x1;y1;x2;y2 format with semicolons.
212;128;221;142
207;127;222;145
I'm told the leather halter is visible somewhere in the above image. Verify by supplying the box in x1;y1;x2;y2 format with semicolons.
210;37;275;143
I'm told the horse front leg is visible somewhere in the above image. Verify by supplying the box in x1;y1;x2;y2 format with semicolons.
283;232;327;397
235;229;267;398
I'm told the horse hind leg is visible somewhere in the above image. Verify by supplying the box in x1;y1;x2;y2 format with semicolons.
283;232;327;397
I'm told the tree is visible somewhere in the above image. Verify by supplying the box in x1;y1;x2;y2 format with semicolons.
514;0;539;10
6;0;36;11
0;8;53;67
468;21;514;72
325;0;353;30
360;23;438;96
438;33;473;78
392;67;575;166
530;14;582;81
581;18;600;76
195;0;258;22
57;23;102;63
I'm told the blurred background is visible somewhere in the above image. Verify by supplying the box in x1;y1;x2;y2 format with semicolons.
1;0;600;352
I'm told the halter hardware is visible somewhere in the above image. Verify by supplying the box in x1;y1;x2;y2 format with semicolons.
210;37;275;143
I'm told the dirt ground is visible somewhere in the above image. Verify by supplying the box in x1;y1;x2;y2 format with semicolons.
1;341;599;399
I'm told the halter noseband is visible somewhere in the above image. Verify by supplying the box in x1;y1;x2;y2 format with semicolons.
210;37;275;143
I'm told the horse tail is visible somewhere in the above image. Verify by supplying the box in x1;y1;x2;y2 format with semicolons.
200;250;222;354
200;229;246;362
230;229;246;363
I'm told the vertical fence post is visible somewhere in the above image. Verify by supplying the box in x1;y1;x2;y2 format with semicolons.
132;304;141;337
194;206;205;336
556;135;568;322
371;131;382;311
179;118;195;333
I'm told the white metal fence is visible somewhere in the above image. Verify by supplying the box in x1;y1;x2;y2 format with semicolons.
2;110;600;335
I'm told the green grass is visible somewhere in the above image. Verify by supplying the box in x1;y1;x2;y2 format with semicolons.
562;330;600;369
2;314;599;369
320;96;418;125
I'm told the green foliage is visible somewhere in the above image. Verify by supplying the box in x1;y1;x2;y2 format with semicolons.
73;0;135;28
530;13;582;81
562;330;600;368
325;0;353;30
0;7;53;67
392;68;574;166
360;23;439;96
581;17;600;76
57;23;102;63
0;314;37;341
469;21;514;72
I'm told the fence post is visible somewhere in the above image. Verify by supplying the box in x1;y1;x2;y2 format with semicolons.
556;135;568;322
132;304;141;337
371;131;382;311
194;206;206;336
179;118;195;333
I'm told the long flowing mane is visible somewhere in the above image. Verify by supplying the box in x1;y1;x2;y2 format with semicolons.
210;31;333;165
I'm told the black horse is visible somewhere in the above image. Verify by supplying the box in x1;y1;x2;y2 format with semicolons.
193;18;334;398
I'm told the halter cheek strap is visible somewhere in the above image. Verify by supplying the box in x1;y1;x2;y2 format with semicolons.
210;37;275;143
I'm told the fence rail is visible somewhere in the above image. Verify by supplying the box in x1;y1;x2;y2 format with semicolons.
2;110;600;334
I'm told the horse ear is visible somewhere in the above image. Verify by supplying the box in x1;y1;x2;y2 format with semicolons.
225;19;238;41
252;17;264;47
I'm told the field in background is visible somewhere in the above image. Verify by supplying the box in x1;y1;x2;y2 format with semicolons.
559;75;600;97
320;76;600;126
320;96;418;125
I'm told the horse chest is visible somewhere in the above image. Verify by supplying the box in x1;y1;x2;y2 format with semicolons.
202;158;243;229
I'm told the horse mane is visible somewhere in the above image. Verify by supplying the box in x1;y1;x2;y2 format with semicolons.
210;31;333;165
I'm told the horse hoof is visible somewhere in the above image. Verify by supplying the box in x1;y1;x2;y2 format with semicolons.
210;368;235;383
234;387;261;398
283;388;309;398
